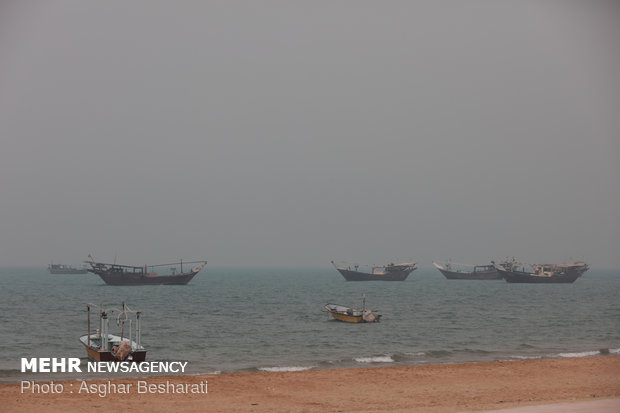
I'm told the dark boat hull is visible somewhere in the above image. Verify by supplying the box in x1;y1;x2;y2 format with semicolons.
89;270;199;285
497;268;586;284
336;268;414;281
437;268;502;280
328;312;382;323
49;269;88;274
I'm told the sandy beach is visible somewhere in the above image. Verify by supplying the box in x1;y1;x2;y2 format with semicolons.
1;356;619;412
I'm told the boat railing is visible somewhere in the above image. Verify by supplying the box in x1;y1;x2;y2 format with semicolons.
86;302;142;351
147;260;207;268
86;260;207;273
436;260;492;268
331;260;369;270
85;262;144;271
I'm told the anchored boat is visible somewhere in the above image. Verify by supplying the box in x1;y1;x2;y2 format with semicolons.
48;263;88;274
323;296;381;323
79;302;146;362
85;255;206;285
495;260;589;283
331;260;416;281
433;261;501;280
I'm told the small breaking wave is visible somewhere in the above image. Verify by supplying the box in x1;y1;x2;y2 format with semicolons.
258;366;316;372
557;350;602;358
405;351;426;357
354;356;394;363
506;347;620;362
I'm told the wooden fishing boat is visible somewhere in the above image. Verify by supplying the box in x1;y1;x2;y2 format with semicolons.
432;261;501;280
495;260;589;283
48;263;88;274
323;296;381;323
331;260;416;281
79;302;146;362
85;255;206;285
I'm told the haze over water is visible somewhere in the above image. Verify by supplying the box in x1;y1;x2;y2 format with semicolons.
1;2;619;269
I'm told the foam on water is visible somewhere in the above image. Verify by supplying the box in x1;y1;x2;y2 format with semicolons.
258;366;316;372
557;350;601;358
354;356;394;363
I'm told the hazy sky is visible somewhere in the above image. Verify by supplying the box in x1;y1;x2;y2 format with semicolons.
1;1;618;268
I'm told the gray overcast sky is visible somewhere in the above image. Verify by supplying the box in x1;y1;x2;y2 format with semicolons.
1;1;618;268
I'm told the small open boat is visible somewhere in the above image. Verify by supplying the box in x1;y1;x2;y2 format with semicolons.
79;302;146;362
323;296;381;323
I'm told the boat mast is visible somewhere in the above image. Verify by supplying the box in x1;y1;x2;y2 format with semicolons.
87;304;90;346
101;309;108;350
136;311;141;348
98;304;102;340
120;301;126;342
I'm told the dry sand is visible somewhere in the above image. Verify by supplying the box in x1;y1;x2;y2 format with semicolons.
1;356;619;412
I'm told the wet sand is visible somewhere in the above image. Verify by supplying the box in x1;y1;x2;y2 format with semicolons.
1;356;618;412
475;399;620;413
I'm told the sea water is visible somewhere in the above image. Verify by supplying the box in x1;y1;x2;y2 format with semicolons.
1;266;618;382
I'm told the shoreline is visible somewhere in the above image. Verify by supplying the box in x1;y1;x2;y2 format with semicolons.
1;355;619;412
4;348;618;384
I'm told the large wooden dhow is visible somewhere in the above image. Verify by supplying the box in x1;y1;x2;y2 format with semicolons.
331;260;417;281
432;261;501;280
80;302;146;362
494;260;589;284
85;255;206;285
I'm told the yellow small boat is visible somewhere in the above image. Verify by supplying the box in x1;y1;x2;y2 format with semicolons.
323;297;381;323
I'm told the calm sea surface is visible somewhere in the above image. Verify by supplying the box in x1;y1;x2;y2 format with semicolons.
1;266;618;382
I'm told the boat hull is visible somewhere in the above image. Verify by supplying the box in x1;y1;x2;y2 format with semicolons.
49;265;88;274
49;269;88;274
327;311;382;323
83;346;147;362
436;268;502;280
89;270;199;285
80;336;147;362
497;268;586;284
336;268;414;281
330;312;364;323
